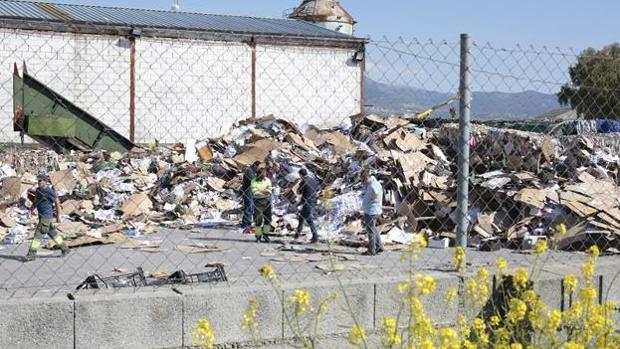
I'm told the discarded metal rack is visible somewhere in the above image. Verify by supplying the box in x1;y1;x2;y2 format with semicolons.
75;264;227;290
76;267;148;290
149;264;228;286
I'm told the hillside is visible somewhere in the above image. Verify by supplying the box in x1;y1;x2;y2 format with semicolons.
365;79;563;120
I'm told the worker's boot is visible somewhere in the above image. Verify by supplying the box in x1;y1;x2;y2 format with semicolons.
262;226;271;243
23;250;37;262
60;245;71;257
255;226;263;242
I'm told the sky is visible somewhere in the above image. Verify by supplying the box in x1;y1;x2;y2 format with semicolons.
40;0;620;51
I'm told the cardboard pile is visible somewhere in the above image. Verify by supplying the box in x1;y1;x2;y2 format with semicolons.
1;115;619;253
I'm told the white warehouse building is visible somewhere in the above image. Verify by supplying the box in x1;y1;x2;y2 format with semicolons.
0;0;365;143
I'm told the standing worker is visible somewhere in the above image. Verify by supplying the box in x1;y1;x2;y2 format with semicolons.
251;167;273;243
361;170;384;256
295;168;320;243
24;174;70;262
241;161;261;234
265;157;281;202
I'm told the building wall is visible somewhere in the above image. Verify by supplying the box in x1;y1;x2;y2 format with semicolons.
135;38;252;143
0;28;362;144
256;44;361;129
0;28;130;143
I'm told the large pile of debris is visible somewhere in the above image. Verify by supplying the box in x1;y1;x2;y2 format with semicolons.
1;114;619;253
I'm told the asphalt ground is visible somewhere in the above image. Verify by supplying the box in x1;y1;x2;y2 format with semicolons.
0;226;611;298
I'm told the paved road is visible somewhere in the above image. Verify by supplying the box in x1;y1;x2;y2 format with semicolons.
0;226;607;298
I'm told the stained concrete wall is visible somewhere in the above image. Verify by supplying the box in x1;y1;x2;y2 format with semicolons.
134;38;252;143
2;261;619;349
255;44;361;129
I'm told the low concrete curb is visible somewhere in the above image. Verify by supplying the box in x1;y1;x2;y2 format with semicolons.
2;260;620;349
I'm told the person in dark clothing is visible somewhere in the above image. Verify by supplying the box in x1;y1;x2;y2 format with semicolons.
295;168;320;243
24;174;70;262
241;161;261;234
251;167;273;243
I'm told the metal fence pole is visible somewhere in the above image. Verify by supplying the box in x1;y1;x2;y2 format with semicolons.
456;33;472;248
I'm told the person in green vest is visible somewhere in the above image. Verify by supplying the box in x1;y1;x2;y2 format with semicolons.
251;167;273;243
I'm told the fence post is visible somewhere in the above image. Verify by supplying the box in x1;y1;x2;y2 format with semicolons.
456;33;472;248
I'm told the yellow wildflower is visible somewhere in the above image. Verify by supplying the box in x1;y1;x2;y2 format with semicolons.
398;282;410;294
439;327;459;349
241;299;258;330
605;300;617;312
561;342;585;349
522;290;538;305
478;283;489;302
444;287;458;303
461;339;477;349
489;315;501;327
464;279;478;304
564;302;583;322
319;189;334;203
579;287;597;303
471;317;485;332
259;263;276;280
545;309;562;334
380;317;401;346
510;344;523;349
534;239;548;255
513;268;529;290
457;315;471;337
581;261;595;283
415;233;428;248
555;223;568;235
289;289;311;316
406;297;424;314
348;324;366;346
409;315;436;339
476;267;489;282
507;298;528;323
464;277;488;306
563;274;578;294
587;245;600;258
420;339;436;349
192;319;215;349
415;273;436;296
495;257;507;273
452;246;466;272
494;328;510;343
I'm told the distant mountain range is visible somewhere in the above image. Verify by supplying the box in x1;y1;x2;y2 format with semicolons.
365;79;563;120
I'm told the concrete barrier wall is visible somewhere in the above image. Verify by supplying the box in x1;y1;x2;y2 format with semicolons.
2;261;620;349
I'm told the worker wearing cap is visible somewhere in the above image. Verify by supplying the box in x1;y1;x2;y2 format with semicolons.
250;167;272;243
295;168;319;243
241;161;261;234
361;170;384;256
24;174;70;261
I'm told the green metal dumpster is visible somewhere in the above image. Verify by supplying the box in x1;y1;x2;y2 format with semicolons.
13;63;135;153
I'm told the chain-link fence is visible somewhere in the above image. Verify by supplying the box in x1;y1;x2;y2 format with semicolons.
0;18;619;297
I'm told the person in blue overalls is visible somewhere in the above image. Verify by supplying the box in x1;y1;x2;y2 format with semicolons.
241;161;261;234
24;174;70;262
295;168;320;243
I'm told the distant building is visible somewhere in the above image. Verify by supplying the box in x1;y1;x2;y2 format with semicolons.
289;0;356;36
0;0;365;143
535;108;578;122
